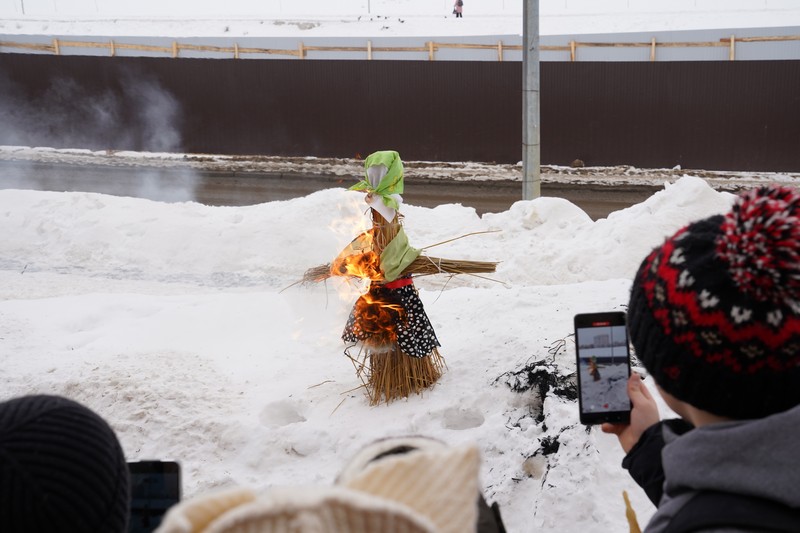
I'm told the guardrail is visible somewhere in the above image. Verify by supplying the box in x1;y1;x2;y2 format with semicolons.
1;33;798;61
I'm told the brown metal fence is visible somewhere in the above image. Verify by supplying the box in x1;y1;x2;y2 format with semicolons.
0;53;798;171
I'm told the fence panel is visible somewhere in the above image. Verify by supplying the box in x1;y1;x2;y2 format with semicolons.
0;54;798;171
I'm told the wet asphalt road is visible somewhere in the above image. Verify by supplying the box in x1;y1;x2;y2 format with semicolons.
0;161;660;220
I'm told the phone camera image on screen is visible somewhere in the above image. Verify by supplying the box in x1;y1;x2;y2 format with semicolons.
129;461;181;533
574;312;631;425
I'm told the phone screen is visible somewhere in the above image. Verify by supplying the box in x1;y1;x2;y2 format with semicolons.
574;312;631;424
128;460;181;533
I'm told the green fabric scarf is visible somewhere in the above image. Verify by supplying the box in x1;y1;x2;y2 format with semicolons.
349;150;405;211
380;226;421;282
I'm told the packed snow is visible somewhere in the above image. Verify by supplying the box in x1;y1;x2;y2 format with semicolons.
2;0;800;38
1;175;740;532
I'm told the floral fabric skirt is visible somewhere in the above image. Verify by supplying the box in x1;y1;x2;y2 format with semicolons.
342;282;440;358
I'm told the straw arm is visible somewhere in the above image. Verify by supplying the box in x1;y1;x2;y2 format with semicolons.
300;254;497;285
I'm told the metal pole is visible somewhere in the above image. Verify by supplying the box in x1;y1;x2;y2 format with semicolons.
522;0;541;200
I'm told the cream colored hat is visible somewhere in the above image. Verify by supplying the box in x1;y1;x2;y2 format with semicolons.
156;443;480;533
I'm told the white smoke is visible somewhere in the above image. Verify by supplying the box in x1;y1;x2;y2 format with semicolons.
0;66;183;153
0;65;200;203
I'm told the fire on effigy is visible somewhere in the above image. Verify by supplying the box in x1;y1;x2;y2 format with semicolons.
303;150;498;405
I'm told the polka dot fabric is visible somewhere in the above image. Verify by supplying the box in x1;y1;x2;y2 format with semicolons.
343;282;441;358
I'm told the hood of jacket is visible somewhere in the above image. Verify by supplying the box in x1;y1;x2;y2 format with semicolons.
645;404;800;532
661;404;800;506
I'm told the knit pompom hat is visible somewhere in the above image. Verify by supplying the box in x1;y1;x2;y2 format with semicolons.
0;395;130;532
629;186;800;419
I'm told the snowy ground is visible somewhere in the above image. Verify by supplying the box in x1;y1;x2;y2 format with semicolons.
0;172;752;532
2;0;800;38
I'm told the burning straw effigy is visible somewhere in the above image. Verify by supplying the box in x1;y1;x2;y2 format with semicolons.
303;150;497;405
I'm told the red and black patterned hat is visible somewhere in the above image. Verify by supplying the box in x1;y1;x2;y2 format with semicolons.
628;186;800;419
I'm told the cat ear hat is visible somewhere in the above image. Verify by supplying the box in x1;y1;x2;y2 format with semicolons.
156;440;480;533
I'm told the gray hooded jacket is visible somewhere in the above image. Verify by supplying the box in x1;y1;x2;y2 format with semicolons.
642;404;800;532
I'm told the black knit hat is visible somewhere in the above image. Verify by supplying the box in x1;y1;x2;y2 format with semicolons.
629;186;800;419
0;395;130;532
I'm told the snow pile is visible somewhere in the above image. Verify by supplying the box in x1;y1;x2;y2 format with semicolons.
0;175;738;532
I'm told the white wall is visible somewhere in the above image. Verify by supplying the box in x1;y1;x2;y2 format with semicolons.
0;0;795;20
2;0;365;18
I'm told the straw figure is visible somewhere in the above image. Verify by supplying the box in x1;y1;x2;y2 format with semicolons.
303;150;497;405
588;356;601;382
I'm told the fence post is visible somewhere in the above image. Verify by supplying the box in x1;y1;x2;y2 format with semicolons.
729;35;736;61
367;40;372;60
234;43;239;59
650;37;656;62
172;41;178;58
110;40;115;57
298;42;305;59
52;38;60;55
498;40;504;62
428;41;434;61
569;40;576;62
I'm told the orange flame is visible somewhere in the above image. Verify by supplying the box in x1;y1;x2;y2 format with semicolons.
331;229;384;282
333;249;382;280
330;217;405;344
352;287;405;344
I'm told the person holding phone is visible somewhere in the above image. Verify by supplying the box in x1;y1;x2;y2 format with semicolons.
0;394;131;532
602;186;800;532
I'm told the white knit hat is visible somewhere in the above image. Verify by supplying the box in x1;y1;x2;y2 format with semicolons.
156;443;480;533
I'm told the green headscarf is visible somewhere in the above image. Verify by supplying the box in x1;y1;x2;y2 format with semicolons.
349;150;405;211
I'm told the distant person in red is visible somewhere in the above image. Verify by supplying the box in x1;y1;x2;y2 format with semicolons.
453;0;463;18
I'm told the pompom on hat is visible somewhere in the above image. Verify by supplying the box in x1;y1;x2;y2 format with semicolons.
0;394;130;532
628;186;800;419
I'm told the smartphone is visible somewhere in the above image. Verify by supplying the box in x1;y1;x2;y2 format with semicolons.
574;312;632;425
128;460;181;533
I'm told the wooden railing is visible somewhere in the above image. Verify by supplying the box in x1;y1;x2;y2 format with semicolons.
1;33;798;61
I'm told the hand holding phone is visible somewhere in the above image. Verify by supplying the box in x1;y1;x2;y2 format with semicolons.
600;372;662;453
574;312;632;425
